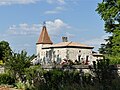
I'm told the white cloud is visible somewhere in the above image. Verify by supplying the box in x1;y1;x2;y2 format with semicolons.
5;19;71;54
46;0;79;4
0;0;40;5
82;34;110;51
46;19;71;34
8;19;71;36
46;0;78;5
83;36;105;46
57;0;65;4
8;23;41;35
45;6;65;14
0;0;79;6
46;0;65;4
0;0;65;6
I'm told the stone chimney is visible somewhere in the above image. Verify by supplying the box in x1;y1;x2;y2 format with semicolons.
62;37;68;42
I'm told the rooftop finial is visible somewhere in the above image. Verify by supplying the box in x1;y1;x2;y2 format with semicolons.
43;21;46;26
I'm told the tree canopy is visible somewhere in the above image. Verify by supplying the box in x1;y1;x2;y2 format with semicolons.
5;50;34;81
96;0;120;63
0;41;12;63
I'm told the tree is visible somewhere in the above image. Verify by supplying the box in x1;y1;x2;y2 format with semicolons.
0;41;12;63
92;58;118;90
5;50;34;82
96;0;120;63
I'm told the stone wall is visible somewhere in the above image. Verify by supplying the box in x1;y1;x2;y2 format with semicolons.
0;66;4;74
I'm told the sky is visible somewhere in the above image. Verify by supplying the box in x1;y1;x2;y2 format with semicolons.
0;0;107;55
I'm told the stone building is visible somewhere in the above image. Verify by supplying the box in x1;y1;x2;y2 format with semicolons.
34;25;103;65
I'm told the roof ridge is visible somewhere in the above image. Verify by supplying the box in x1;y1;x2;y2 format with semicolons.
67;41;72;46
42;27;45;42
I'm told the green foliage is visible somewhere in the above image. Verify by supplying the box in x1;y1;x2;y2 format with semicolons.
0;73;15;85
96;0;120;63
111;77;120;90
0;41;12;63
44;69;63;89
5;50;33;81
25;68;90;90
2;61;117;90
24;65;47;90
22;60;117;90
25;65;44;84
112;29;120;55
43;69;93;90
15;81;26;90
92;58;118;89
105;54;120;64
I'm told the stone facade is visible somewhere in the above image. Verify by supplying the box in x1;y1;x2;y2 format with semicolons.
36;44;101;65
34;25;103;65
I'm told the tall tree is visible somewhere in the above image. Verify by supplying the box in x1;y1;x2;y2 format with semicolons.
0;41;12;63
96;0;120;63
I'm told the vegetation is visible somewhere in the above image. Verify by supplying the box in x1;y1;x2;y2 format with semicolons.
5;50;34;82
0;73;15;85
0;0;120;89
96;0;120;63
13;62;119;90
92;59;118;89
0;40;119;90
0;37;120;89
0;41;12;63
0;40;35;89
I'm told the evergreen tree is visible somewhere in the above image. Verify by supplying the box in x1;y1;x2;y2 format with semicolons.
96;0;120;63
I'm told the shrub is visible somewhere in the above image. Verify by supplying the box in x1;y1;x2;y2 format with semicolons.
15;81;26;90
0;73;15;85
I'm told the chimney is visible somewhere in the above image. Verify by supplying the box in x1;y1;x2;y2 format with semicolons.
62;37;68;42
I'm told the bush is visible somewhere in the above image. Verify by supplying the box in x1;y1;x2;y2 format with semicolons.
0;73;15;85
15;81;26;90
43;69;93;90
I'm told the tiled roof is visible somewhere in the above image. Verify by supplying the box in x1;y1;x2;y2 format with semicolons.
42;42;94;49
36;26;53;44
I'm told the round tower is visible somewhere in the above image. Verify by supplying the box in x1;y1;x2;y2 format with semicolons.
36;24;53;59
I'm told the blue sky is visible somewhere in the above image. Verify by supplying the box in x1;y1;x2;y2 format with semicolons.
0;0;106;55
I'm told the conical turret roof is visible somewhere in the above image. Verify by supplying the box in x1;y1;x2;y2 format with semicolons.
36;26;53;44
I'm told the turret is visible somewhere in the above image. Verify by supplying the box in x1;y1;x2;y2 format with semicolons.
36;24;53;57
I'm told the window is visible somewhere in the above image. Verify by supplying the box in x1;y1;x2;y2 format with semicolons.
86;55;89;61
78;55;81;62
46;51;48;57
85;55;89;65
